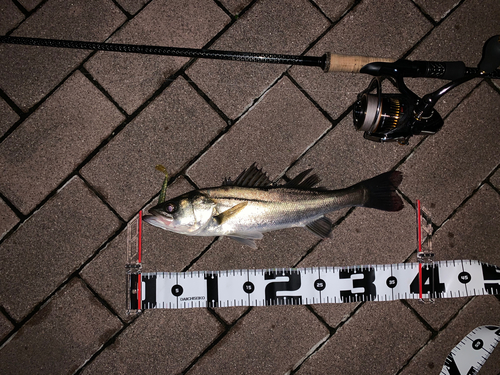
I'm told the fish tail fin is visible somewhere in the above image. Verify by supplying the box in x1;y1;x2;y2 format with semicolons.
359;171;404;211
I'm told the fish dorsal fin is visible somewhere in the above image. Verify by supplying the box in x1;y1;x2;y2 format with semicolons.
305;217;333;238
229;163;272;187
285;169;321;189
214;202;248;225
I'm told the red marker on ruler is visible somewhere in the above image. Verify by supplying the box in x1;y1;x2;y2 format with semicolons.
137;210;142;310
417;200;423;299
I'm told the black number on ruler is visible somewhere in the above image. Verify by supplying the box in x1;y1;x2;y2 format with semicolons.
142;274;157;309
481;263;500;294
339;267;376;302
205;273;219;308
410;265;445;297
264;271;302;306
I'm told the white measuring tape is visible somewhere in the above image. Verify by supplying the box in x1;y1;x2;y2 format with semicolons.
441;325;499;375
128;259;500;310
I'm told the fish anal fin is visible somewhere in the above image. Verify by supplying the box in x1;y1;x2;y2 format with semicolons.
305;217;333;239
214;202;248;225
227;231;264;249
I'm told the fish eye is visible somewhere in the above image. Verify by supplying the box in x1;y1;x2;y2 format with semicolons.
165;202;177;213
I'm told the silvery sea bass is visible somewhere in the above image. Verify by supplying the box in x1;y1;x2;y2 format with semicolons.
143;164;404;248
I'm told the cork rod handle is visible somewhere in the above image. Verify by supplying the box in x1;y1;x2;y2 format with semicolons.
324;52;396;73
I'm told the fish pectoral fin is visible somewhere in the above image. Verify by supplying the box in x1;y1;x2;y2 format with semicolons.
305;217;333;239
227;231;264;249
214;202;248;225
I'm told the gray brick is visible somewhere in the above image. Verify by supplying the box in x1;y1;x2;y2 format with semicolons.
81;177;214;320
311;302;359;329
17;0;43;12
85;0;230;114
289;0;432;121
218;0;252;15
81;76;226;220
0;0;125;110
0;70;125;214
299;203;415;268
114;0;148;15
0;197;18;240
313;0;355;21
0;97;19;138
0;0;24;34
186;0;330;119
413;0;460;21
0;312;14;342
400;297;500;375
490;168;500;191
82;310;223;375
191;227;319;271
399;83;500;225
0;176;121;321
296;301;431;375
187;76;331;187
187;306;329;375
0;278;122;375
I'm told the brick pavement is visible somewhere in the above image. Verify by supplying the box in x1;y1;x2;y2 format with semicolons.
1;0;499;374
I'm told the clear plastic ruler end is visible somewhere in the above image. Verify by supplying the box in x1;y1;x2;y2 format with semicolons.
126;210;142;314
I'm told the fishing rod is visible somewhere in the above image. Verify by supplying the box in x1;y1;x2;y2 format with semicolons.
2;35;500;144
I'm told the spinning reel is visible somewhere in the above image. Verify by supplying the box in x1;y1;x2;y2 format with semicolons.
353;35;500;144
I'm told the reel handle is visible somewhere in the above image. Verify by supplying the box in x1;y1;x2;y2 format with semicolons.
323;52;395;73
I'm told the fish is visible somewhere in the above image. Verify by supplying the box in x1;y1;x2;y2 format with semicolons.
143;164;404;249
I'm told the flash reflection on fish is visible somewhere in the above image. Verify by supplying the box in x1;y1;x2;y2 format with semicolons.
143;164;404;249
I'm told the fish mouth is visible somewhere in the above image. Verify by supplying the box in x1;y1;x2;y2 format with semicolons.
142;209;173;230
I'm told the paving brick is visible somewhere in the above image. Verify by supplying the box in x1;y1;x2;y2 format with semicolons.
400;296;500;375
17;0;43;12
0;197;18;240
187;306;329;375
289;0;432;121
287;113;412;192
0;176;121;321
0;312;14;342
115;0;149;15
0;97;19;138
296;301;431;375
490;168;500;191
81;177;214;320
0;0;126;111
299;202;416;268
187;76;331;186
311;302;360;329
219;0;252;15
82;309;223;375
191;227;319;271
399;83;500;225
0;278;122;375
0;70;125;214
81;77;226;220
0;0;24;34
407;184;500;329
413;0;460;21
405;0;500;117
186;0;330;119
85;0;230;114
313;0;355;21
